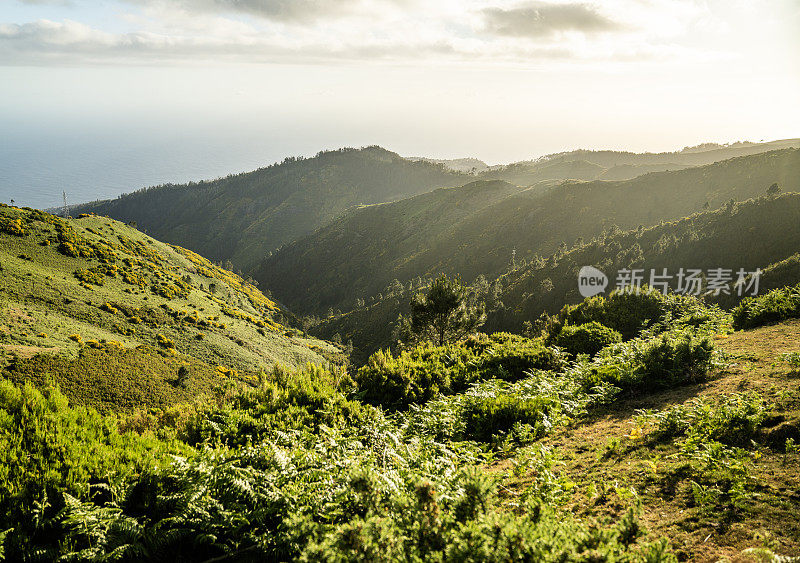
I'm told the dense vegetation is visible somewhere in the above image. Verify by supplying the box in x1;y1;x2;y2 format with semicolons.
70;147;467;272
732;283;800;330
2;273;799;560
316;191;800;361
262;148;800;316
4;140;800;561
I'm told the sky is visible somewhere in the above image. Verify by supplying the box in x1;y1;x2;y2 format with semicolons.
1;0;799;165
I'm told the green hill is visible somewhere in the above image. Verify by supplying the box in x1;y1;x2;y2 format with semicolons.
67;140;798;283
479;138;800;185
313;191;800;362
253;179;524;313
490;191;800;332
262;148;800;316
0;204;340;413
69;146;469;273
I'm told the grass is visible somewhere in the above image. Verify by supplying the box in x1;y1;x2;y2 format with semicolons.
492;319;800;561
0;205;343;411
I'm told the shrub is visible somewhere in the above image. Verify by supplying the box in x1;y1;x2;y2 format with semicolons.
550;321;622;357
461;394;556;442
638;393;769;446
74;268;105;286
187;364;364;446
357;347;452;408
585;330;715;391
357;334;559;409
781;352;800;370
0;382;185;559
100;302;119;315
556;288;707;340
0;216;26;236
732;284;800;329
156;334;175;349
472;333;561;380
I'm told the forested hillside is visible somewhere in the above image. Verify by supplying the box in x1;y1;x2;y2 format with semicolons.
263;148;800;316
253;180;524;313
477;138;800;185
68;140;798;282
70;147;468;272
314;191;800;363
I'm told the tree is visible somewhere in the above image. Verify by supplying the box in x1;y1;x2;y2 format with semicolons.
767;182;782;196
402;274;485;346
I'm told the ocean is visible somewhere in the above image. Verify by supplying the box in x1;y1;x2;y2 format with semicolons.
0;117;325;210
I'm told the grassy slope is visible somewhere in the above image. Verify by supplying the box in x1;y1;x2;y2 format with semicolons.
0;205;340;412
492;320;800;561
263;148;800;315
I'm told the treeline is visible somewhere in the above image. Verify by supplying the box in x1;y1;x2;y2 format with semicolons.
264;148;800;316
70;146;467;272
314;192;800;362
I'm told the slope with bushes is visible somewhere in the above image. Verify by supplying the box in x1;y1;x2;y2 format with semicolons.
314;191;800;360
0;204;340;412
3;285;800;560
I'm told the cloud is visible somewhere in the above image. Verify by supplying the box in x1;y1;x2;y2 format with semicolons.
0;17;463;65
16;0;74;4
0;0;721;66
481;2;623;39
124;0;382;24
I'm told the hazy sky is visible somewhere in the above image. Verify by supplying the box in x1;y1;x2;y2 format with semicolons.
1;0;799;163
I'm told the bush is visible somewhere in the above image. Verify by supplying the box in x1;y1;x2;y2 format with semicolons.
462;394;555;442
186;363;364;446
0;381;185;559
156;334;175;349
357;334;559;409
550;321;622;357
556;288;707;340
74;268;105;286
638;393;769;447
472;332;561;380
585;330;715;391
0;216;26;236
732;284;800;329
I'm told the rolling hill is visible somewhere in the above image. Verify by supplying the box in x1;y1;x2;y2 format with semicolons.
254;179;524;313
479;138;800;185
261;148;800;316
69;146;469;272
0;204;340;412
313;191;800;362
67;140;798;283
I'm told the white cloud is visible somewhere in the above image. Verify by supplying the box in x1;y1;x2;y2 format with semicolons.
0;0;785;67
480;2;623;39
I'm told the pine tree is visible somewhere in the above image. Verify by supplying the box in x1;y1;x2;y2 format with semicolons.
401;274;485;346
